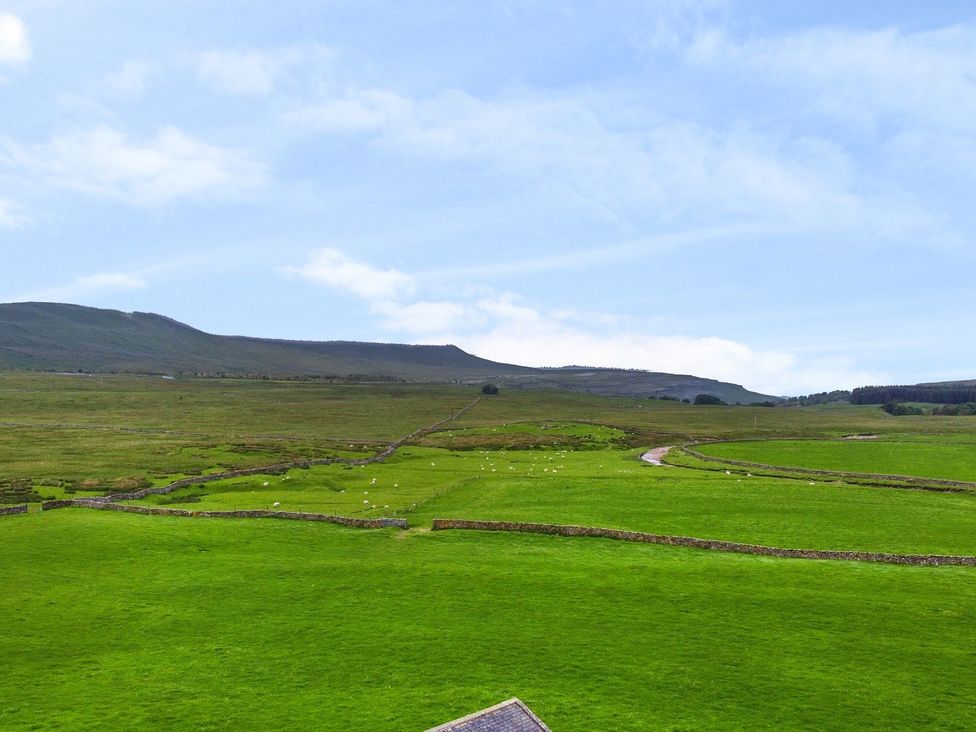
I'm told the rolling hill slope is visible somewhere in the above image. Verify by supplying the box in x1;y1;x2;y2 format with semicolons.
0;302;776;402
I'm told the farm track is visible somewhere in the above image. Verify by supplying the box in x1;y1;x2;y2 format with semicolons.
640;446;674;465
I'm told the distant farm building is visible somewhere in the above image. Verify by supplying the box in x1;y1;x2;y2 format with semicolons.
425;697;551;731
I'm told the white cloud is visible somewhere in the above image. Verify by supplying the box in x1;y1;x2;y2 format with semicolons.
0;196;28;228
0;14;29;64
374;300;468;333
2;126;265;206
402;293;883;395
281;248;415;301
685;24;976;133
284;89;411;132
197;45;334;96
279;246;880;393
21;271;147;302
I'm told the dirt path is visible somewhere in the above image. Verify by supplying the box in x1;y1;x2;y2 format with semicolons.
640;446;673;465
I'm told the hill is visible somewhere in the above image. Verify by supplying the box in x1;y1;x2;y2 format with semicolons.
0;302;776;402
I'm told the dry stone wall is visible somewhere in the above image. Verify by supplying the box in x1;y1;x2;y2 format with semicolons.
0;504;27;516
679;441;976;492
41;499;407;528
431;519;976;566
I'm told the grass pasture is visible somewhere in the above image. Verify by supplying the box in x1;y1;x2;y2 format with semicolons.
694;438;976;483
3;373;976;729
1;511;975;731
139;444;976;556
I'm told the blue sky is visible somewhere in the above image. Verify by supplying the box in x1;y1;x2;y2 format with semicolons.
2;1;975;395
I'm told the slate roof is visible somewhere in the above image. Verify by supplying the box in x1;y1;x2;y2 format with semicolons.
425;697;551;732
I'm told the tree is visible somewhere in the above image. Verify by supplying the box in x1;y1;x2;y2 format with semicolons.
693;393;727;406
481;383;499;395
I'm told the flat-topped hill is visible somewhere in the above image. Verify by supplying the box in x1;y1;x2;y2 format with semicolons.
0;302;775;402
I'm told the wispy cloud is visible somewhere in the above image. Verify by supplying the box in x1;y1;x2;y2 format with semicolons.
284;83;929;241
282;248;881;394
2;126;266;206
373;300;468;333
18;271;147;303
280;248;415;301
196;45;334;96
0;14;29;64
421;225;761;281
685;23;976;133
0;196;28;228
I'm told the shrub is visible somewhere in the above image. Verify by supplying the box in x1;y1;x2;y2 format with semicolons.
881;402;925;416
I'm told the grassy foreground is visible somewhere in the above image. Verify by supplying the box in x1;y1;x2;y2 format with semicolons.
5;375;976;730
2;510;975;731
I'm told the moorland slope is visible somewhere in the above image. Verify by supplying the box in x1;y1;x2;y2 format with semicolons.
0;302;775;402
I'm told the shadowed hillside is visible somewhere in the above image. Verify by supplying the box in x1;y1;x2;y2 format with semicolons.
0;302;776;402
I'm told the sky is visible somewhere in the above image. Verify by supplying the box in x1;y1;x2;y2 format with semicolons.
2;1;975;396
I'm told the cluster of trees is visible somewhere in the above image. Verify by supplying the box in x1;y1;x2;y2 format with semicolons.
851;385;976;405
481;384;499;395
782;390;851;406
881;402;925;416
693;394;727;406
932;403;976;416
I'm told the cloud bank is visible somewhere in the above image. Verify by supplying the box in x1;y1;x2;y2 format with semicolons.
282;248;883;395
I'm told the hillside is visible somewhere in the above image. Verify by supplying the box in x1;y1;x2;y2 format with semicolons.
0;302;776;402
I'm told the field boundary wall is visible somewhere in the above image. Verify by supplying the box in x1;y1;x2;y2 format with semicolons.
431;518;976;566
677;441;976;491
95;396;482;502
41;499;407;528
0;504;28;516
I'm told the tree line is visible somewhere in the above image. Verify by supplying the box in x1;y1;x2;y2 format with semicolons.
850;385;976;405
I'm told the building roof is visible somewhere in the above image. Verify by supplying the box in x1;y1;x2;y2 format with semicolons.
425;697;551;732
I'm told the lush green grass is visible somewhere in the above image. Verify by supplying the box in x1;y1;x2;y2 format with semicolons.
415;421;629;450
1;510;974;731
695;439;976;482
6;373;976;493
139;446;976;555
6;374;976;730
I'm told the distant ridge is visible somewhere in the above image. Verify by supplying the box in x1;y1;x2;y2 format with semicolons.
0;302;777;402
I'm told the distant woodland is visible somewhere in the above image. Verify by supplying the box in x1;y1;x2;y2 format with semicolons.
851;385;976;405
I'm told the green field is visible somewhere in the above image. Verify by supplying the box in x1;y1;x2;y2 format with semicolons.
2;511;974;731
135;445;976;556
694;438;976;483
2;373;976;729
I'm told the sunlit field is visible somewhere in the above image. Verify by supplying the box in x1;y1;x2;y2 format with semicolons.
2;374;975;729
